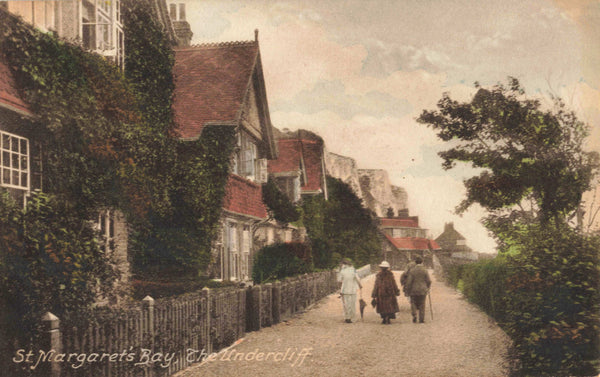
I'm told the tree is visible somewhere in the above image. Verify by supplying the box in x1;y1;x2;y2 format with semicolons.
302;177;380;269
386;207;395;218
417;78;599;226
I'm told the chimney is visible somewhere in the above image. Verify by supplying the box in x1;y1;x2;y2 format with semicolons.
170;3;193;47
255;29;259;42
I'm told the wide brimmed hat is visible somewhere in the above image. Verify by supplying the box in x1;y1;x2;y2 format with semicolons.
379;261;390;268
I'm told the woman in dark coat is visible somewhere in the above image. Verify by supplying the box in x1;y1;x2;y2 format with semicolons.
371;261;400;324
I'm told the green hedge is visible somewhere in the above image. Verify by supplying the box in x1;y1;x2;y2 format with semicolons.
252;242;314;284
444;226;600;376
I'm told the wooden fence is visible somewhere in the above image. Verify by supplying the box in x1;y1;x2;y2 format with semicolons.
5;270;338;377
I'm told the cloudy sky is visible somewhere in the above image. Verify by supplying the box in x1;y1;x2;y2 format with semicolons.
181;0;600;253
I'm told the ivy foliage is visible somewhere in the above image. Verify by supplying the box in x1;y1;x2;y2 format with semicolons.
262;177;300;224
0;190;118;344
0;0;236;331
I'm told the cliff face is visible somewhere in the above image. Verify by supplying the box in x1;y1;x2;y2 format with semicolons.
325;152;363;199
358;169;407;217
325;152;407;216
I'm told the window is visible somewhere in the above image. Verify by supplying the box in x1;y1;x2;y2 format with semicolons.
234;131;258;180
1;130;29;191
81;0;124;69
96;209;115;253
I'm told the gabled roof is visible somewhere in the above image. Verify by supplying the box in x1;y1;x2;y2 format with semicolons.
384;234;441;251
380;218;419;228
435;222;466;243
222;174;268;219
268;138;325;192
173;41;259;139
0;60;32;116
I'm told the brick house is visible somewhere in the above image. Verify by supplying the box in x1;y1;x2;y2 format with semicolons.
268;129;329;203
379;216;441;269
172;32;292;281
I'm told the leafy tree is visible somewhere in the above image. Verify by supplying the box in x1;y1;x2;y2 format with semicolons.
302;177;380;269
417;78;599;226
420;78;600;376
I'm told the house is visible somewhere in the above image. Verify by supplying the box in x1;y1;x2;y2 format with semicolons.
0;59;41;207
268;129;329;203
173;31;288;281
0;1;177;300
435;222;478;261
379;215;441;269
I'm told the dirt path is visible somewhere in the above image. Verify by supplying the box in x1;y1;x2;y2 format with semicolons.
175;270;511;377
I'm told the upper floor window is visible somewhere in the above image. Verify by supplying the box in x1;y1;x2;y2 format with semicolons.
6;1;56;32
82;0;124;69
233;131;258;180
1;130;29;192
169;2;186;21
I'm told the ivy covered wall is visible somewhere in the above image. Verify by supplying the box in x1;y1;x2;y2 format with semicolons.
0;1;236;343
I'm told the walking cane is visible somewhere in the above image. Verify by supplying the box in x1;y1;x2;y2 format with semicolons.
428;291;434;321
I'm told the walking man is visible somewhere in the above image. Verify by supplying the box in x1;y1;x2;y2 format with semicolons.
405;256;431;323
338;258;362;323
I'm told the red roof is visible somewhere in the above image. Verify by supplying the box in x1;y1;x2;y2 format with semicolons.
384;234;441;251
0;60;31;115
222;174;268;219
268;138;324;192
268;139;302;173
381;218;419;228
173;42;259;139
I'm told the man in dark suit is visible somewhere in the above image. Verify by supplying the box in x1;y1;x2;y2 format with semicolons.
405;256;431;323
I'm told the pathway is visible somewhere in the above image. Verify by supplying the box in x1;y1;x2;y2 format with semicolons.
175;270;511;377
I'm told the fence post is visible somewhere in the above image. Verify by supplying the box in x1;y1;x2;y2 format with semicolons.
246;285;261;332
142;296;155;352
201;288;212;354
41;312;61;377
272;282;281;325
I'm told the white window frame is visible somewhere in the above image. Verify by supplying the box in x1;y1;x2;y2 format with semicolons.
95;209;115;253
1;130;30;192
236;131;257;180
81;0;124;69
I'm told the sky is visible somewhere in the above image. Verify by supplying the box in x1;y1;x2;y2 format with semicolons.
180;0;600;253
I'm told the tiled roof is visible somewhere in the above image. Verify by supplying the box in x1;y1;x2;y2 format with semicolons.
222;174;268;219
301;140;324;191
172;41;259;139
384;234;441;251
268;138;324;192
381;218;419;228
0;60;31;115
268;139;302;173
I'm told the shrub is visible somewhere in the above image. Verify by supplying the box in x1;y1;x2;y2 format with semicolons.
252;242;314;283
502;225;600;376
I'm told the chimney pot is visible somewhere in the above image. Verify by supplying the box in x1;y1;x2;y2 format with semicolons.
255;29;259;42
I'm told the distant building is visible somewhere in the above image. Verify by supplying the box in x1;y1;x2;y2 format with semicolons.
435;222;478;261
379;214;441;269
268;129;328;203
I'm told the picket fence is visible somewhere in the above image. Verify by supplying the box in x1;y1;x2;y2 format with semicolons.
6;270;339;377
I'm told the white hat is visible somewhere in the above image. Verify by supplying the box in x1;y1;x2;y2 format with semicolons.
379;261;390;268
